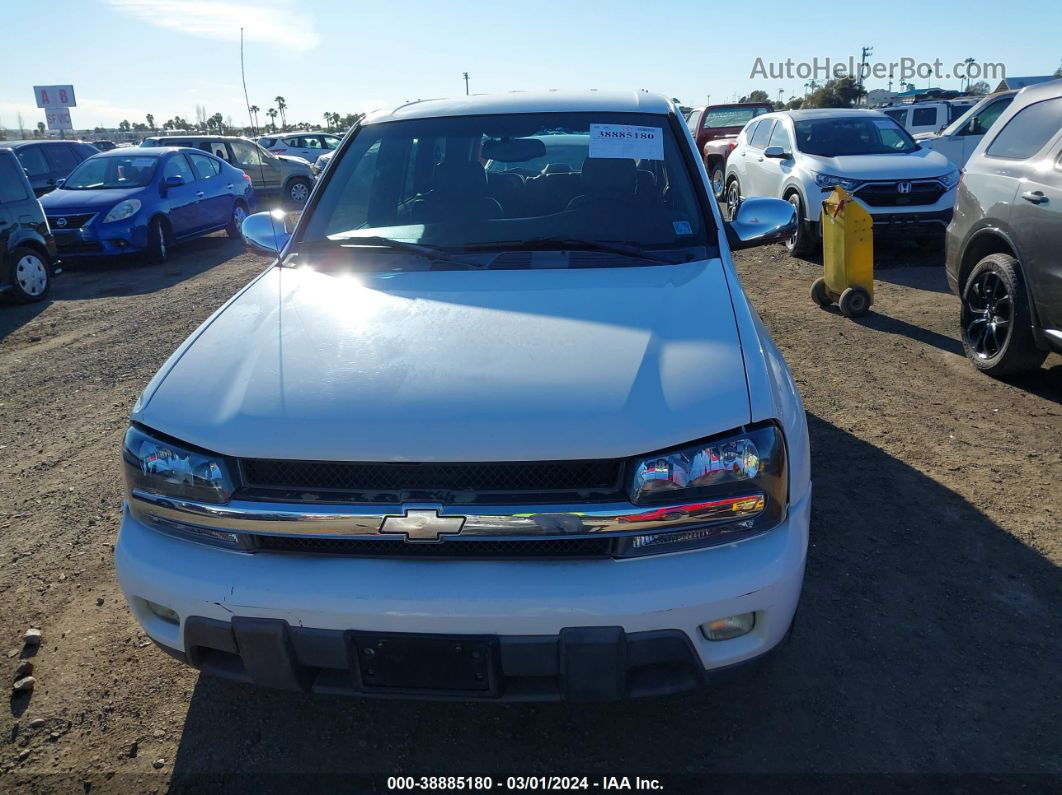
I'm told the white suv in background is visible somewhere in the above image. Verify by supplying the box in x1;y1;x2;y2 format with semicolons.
914;91;1017;168
257;131;342;164
725;109;959;257
880;99;977;136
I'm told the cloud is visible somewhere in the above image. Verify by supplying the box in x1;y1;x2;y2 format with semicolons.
107;0;319;51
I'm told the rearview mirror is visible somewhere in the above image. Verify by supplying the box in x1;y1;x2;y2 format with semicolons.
763;146;791;160
481;137;548;163
242;210;292;256
724;197;797;251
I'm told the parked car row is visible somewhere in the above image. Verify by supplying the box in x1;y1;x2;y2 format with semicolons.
256;131;342;163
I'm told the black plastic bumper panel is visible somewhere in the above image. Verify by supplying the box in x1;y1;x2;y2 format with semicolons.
175;616;707;702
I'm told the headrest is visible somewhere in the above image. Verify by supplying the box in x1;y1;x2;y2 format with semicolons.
543;162;571;174
435;160;488;195
580;158;636;193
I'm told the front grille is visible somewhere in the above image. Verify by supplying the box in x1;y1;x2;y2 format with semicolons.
252;535;613;559
856;181;945;207
47;212;96;229
239;458;626;504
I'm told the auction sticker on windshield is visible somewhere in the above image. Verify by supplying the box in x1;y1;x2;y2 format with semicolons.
589;124;664;160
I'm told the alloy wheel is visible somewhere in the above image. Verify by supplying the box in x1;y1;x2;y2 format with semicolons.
963;269;1012;360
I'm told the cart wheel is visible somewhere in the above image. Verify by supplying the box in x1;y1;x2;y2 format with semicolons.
839;286;871;318
810;277;832;308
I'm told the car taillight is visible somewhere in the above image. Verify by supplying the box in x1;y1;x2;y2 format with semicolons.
242;173;252;187
727;140;737;152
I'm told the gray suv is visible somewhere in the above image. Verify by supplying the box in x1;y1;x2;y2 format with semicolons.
140;136;315;206
945;79;1062;376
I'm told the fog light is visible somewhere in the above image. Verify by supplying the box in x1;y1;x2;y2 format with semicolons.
700;612;755;641
146;600;179;625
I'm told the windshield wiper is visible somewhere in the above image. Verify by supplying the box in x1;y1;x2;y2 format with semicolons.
458;237;683;264
319;236;476;268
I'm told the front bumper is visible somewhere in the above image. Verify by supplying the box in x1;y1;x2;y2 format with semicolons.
50;220;149;258
114;490;810;700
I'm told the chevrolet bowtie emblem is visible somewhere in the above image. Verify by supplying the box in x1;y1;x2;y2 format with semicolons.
380;509;465;542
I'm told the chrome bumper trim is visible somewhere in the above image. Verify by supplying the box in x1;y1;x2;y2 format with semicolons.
129;490;765;540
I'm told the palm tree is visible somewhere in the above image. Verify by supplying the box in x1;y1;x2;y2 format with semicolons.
266;107;278;132
249;105;260;132
323;111;331;131
146;113;155;131
274;96;287;130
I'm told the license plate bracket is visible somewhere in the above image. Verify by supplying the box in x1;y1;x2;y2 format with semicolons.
351;633;497;694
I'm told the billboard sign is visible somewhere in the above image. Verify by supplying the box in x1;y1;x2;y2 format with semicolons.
34;85;77;109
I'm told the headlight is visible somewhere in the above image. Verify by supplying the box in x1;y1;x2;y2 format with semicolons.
619;424;787;556
938;169;961;189
813;172;862;192
103;199;141;223
122;425;234;504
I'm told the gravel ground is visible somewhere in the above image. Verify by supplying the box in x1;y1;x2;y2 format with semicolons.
0;236;1059;791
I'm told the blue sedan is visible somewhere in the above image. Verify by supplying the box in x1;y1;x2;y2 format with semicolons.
39;147;255;262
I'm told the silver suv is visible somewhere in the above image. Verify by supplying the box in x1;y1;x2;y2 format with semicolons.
140;135;315;205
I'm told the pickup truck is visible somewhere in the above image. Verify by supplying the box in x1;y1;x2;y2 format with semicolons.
686;103;774;197
116;91;810;702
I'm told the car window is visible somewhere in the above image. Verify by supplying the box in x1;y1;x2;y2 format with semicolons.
189;153;222;180
883;108;907;124
742;120;760;144
15;146;49;176
229;140;265;167
304;111;712;263
301;137;323;150
962;99;1011;136
749;120;774;149
163;154;194;182
703;107;769;129
767;123;792;152
323;135;341;150
283;136;300;147
203;142;229;161
912;107;937;127
985;97;1062;160
259;137;277;149
0;154;30;203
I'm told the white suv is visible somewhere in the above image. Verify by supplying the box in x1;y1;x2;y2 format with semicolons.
725;109;959;256
115;91;811;702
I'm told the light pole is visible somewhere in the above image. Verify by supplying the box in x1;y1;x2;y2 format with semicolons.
463;72;469;96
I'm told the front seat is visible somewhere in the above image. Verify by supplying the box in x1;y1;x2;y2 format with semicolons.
567;158;638;210
412;161;504;224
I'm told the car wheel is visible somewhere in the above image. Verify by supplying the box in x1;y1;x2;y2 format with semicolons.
810;277;832;308
838;286;871;317
146;217;170;264
9;247;51;303
784;193;815;257
725;179;741;221
960;253;1046;376
710;163;726;199
287;178;311;205
227;201;248;240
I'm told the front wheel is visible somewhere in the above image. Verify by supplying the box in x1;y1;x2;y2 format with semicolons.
725;179;741;221
785;193;815;257
710;163;726;199
960;253;1046;376
146;217;170;264
227;201;248;240
287;177;311;205
8;247;51;303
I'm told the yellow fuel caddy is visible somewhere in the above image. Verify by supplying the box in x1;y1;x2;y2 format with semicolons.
811;186;873;317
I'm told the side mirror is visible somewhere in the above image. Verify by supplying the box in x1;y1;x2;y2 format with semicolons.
242;210;292;256
54;178;65;188
763;146;791;160
164;175;185;189
724;197;797;251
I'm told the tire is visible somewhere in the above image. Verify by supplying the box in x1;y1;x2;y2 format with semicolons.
725;179;741;222
810;277;832;308
959;253;1046;376
784;192;815;257
838;286;871;317
287;177;311;205
227;201;248;240
8;246;51;303
146;217;170;264
709;163;726;199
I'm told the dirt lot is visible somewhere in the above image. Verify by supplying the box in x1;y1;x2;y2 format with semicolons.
1;236;1059;791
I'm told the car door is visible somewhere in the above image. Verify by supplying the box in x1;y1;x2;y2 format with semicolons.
728;119;760;188
742;119;776;196
160;154;199;236
15;145;53;196
908;105;941;136
759;121;796;197
958;97;1014;166
43;144;81;188
187;152;230;229
999;99;1062;331
299;135;324;163
322;134;342;152
228;140;280;195
0;153;19;267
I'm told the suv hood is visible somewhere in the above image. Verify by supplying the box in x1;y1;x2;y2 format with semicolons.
137;259;752;462
276;154;311;168
802;147;954;180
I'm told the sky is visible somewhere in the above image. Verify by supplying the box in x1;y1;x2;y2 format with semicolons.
1;0;1060;130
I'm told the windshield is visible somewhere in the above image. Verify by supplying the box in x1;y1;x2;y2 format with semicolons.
703;107;770;129
794;117;918;156
302;111;712;267
62;155;157;189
